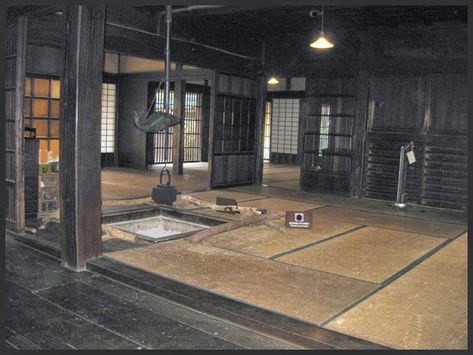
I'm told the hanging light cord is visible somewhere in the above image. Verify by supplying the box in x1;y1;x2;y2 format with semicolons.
321;5;325;33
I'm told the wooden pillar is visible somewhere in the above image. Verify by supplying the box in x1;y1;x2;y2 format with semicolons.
207;70;218;189
5;15;27;233
254;75;267;185
172;64;185;176
59;6;105;271
351;70;370;198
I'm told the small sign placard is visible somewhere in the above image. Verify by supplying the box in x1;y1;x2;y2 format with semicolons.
406;150;416;164
285;211;313;229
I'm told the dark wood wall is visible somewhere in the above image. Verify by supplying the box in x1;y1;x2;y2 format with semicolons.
364;72;467;210
209;73;260;188
299;23;467;210
300;77;357;194
117;77;148;169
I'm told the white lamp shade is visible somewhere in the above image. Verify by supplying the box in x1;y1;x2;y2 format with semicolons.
267;77;280;84
310;33;334;48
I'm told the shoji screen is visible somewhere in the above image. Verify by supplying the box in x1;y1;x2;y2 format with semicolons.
270;98;300;156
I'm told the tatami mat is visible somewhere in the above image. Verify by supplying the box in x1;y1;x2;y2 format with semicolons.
312;206;465;238
326;234;468;349
205;217;359;258
278;227;444;283
105;240;377;325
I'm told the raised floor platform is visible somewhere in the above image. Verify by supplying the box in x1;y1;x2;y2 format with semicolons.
13;163;468;350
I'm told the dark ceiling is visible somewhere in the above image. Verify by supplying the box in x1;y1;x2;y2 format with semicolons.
7;5;468;75
170;5;467;40
167;5;467;59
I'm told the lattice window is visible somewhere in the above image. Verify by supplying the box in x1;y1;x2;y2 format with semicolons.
263;101;272;161
152;89;175;164
101;83;116;153
270;98;300;155
213;95;257;154
150;89;203;164
184;92;202;162
318;104;330;156
24;76;60;164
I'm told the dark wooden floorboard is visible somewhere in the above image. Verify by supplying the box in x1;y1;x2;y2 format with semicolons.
7;236;290;350
5;280;142;349
87;257;385;350
5;238;94;292
77;275;296;349
5;327;41;350
36;280;241;350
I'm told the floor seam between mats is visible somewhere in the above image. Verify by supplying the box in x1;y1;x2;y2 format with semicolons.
269;225;368;260
207;244;379;286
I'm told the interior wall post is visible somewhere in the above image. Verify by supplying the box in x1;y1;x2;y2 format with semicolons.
5;15;27;233
59;5;106;271
351;69;370;197
254;75;267;185
207;70;218;189
172;64;185;175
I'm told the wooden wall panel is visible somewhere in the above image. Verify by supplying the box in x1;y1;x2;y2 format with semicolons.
363;71;467;210
117;78;148;169
364;132;423;203
210;73;259;188
26;44;63;76
217;74;258;98
421;135;467;210
300;77;356;194
368;75;423;131
24;139;39;219
423;73;467;133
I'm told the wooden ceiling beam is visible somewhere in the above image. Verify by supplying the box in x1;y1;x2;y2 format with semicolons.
104;25;261;77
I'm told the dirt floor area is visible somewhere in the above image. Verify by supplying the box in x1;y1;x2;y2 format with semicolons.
100;162;467;349
101;162;209;200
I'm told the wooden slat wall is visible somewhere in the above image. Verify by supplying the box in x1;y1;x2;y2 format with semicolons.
300;77;357;194
5;16;27;233
210;73;259;188
363;72;467;210
364;132;423;202
421;135;467;210
24;139;39;219
420;73;467;210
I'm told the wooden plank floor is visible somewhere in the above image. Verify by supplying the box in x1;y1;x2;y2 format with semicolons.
5;236;298;350
101;163;209;201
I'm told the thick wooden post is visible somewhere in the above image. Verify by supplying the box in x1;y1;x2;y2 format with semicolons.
172;64;185;176
207;70;218;189
5;16;27;233
254;75;267;185
59;6;105;271
351;70;370;197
